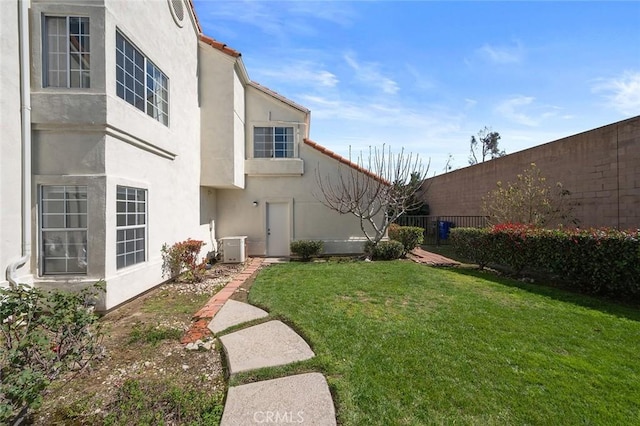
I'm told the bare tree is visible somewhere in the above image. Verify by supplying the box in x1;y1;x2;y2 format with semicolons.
315;145;429;245
469;127;505;165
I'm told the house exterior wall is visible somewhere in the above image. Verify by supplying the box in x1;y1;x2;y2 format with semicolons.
0;0;28;287
422;116;640;229
216;142;374;255
199;42;245;188
25;0;208;310
244;85;308;176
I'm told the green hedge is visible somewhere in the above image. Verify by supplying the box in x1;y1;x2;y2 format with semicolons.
450;225;640;298
388;224;424;256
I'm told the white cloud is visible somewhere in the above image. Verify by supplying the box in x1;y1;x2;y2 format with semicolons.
592;71;640;116
198;0;354;39
496;96;538;126
477;41;524;64
344;53;399;95
496;96;571;127
255;61;339;89
464;98;478;109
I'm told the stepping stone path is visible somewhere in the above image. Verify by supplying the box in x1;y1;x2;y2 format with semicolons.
219;320;315;374
208;299;268;335
200;259;336;425
220;373;336;426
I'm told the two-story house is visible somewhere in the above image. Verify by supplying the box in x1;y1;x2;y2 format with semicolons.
1;0;375;310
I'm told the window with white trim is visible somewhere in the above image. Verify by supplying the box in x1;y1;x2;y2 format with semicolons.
254;127;294;158
115;31;169;126
40;186;88;275
116;186;147;269
44;16;90;88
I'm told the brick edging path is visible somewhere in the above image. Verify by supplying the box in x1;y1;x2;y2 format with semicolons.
180;257;264;344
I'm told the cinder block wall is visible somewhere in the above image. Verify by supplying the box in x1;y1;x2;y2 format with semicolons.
421;115;640;229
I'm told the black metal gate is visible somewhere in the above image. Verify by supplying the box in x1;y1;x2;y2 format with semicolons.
395;215;488;245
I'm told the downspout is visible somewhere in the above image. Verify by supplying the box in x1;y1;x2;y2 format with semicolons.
6;0;32;288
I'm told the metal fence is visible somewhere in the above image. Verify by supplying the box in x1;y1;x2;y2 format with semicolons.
395;215;488;245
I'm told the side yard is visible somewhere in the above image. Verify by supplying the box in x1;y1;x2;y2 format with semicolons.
29;264;245;425
247;261;640;425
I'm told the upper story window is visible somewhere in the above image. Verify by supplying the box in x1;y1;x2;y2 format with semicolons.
115;31;169;126
254;127;294;158
44;16;90;88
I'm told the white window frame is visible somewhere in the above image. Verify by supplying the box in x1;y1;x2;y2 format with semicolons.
116;186;147;269
43;16;90;88
253;126;295;158
39;185;88;275
115;30;169;126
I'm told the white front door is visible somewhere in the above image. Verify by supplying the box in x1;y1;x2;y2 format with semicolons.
266;202;289;257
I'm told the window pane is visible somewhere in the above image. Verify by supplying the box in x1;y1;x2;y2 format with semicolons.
43;199;65;214
42;214;65;229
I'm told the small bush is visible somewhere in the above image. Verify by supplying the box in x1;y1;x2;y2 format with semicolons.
161;239;206;283
290;240;324;261
389;224;424;256
364;240;404;260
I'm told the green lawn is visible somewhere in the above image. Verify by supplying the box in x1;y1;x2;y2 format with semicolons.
248;261;640;425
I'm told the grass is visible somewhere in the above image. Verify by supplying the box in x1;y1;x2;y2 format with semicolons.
248;261;640;425
127;323;184;347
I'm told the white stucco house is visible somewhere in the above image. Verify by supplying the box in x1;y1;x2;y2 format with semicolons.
1;0;375;310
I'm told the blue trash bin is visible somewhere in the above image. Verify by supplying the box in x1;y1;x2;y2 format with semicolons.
438;221;454;240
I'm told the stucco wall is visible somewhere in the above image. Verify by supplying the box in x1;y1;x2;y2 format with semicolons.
0;0;28;287
27;0;207;309
422;116;640;229
216;143;376;256
199;42;245;188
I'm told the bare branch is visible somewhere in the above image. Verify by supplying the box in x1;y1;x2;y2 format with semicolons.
315;145;430;245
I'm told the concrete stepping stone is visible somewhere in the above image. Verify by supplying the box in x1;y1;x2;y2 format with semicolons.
208;300;268;335
221;373;336;425
220;320;315;374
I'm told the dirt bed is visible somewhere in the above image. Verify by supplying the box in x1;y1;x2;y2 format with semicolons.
32;262;246;425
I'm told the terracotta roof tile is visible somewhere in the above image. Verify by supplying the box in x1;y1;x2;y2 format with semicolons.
199;34;242;58
186;0;202;33
303;139;388;184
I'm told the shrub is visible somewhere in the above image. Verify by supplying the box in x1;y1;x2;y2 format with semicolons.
290;240;324;261
451;225;640;298
0;282;104;424
482;163;578;228
161;239;206;283
450;227;491;267
388;224;424;256
364;240;404;260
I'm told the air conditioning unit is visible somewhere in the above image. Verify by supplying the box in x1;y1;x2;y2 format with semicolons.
220;236;247;263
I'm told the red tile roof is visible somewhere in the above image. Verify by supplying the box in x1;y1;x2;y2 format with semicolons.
303;139;388;184
199;34;242;58
186;0;202;33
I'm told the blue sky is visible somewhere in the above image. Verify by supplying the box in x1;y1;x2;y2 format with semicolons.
192;0;640;175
